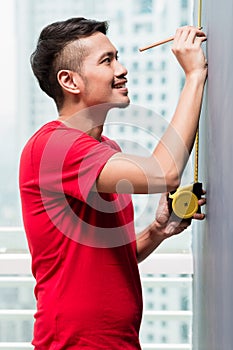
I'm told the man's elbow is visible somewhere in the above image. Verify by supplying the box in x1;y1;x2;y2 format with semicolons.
148;170;180;194
165;171;180;192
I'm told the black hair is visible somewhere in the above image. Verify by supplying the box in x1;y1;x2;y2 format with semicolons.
30;17;108;110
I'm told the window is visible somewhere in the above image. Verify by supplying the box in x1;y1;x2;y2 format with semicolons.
119;46;125;53
134;22;153;33
161;287;167;295
180;323;189;342
161;76;167;84
147;93;153;101
181;0;188;9
147;301;154;309
147;61;154;70
147;77;153;84
138;0;153;14
147;333;155;342
0;1;194;349
180;76;186;89
161;93;167;100
147;141;153;149
132;94;139;102
161;60;167;70
161;335;168;343
181;296;189;310
132;62;139;71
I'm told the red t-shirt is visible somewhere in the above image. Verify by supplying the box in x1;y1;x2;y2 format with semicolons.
19;121;143;349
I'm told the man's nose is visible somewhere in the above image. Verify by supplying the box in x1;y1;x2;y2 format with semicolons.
114;60;128;77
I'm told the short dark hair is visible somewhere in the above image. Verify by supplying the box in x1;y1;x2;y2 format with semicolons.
30;17;108;110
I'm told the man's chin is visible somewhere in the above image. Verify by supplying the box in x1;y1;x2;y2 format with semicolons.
110;98;130;109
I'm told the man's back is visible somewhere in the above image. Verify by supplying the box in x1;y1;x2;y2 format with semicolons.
19;120;143;349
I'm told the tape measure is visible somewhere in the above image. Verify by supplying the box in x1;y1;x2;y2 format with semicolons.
168;182;202;219
168;123;202;220
167;0;203;220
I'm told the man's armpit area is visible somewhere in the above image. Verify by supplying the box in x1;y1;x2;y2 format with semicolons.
93;153;151;194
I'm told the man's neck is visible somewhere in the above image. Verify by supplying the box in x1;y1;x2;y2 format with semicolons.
58;105;107;141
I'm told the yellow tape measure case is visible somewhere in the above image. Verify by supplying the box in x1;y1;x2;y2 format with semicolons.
168;182;202;220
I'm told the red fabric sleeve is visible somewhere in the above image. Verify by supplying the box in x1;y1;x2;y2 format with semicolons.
37;123;119;201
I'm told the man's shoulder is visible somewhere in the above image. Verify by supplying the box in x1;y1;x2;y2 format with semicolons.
101;135;121;152
22;120;69;150
30;120;61;139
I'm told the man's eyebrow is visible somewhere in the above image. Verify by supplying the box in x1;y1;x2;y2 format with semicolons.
98;50;118;61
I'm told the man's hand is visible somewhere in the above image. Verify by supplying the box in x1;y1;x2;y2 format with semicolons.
155;191;206;238
136;190;206;263
172;26;207;82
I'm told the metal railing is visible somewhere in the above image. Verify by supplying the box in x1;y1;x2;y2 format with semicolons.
0;227;193;350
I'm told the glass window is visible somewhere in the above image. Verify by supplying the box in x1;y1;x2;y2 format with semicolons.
140;0;153;14
161;60;167;70
161;76;167;84
147;77;153;84
132;62;139;71
147;333;155;341
147;93;153;101
147;301;154;309
161;287;167;295
161;335;168;343
181;0;188;9
181;296;189;310
147;61;154;70
161;303;167;310
180;323;189;341
0;1;194;348
161;93;166;100
132;94;139;102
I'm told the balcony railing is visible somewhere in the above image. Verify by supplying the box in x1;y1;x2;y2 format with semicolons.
0;227;193;350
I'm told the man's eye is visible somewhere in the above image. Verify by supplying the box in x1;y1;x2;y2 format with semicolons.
102;57;111;63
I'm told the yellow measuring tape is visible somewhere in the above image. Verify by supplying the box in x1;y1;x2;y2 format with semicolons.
168;0;203;219
194;0;202;183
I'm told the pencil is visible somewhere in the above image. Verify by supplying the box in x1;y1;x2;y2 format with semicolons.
139;27;203;52
139;36;174;52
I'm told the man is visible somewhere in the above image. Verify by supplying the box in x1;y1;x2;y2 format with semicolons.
19;17;207;349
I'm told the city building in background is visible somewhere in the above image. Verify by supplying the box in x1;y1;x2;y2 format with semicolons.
0;0;195;347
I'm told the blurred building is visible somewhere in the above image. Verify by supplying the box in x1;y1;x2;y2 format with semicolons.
0;0;194;346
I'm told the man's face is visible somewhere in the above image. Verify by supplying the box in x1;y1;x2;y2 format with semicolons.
77;32;129;108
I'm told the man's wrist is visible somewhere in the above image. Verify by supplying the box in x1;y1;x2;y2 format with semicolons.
185;69;207;85
149;220;167;242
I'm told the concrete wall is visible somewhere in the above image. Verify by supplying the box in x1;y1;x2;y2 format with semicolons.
193;0;233;349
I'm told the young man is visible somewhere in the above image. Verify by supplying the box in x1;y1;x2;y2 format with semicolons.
19;17;207;349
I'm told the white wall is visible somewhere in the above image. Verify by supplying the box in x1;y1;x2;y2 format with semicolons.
193;0;233;349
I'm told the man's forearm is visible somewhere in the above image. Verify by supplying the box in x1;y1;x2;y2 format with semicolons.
136;221;166;263
152;74;206;186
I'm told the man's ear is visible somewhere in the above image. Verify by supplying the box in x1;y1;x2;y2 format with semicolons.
57;70;81;94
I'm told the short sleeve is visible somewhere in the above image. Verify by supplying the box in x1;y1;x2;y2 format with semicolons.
38;124;119;201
